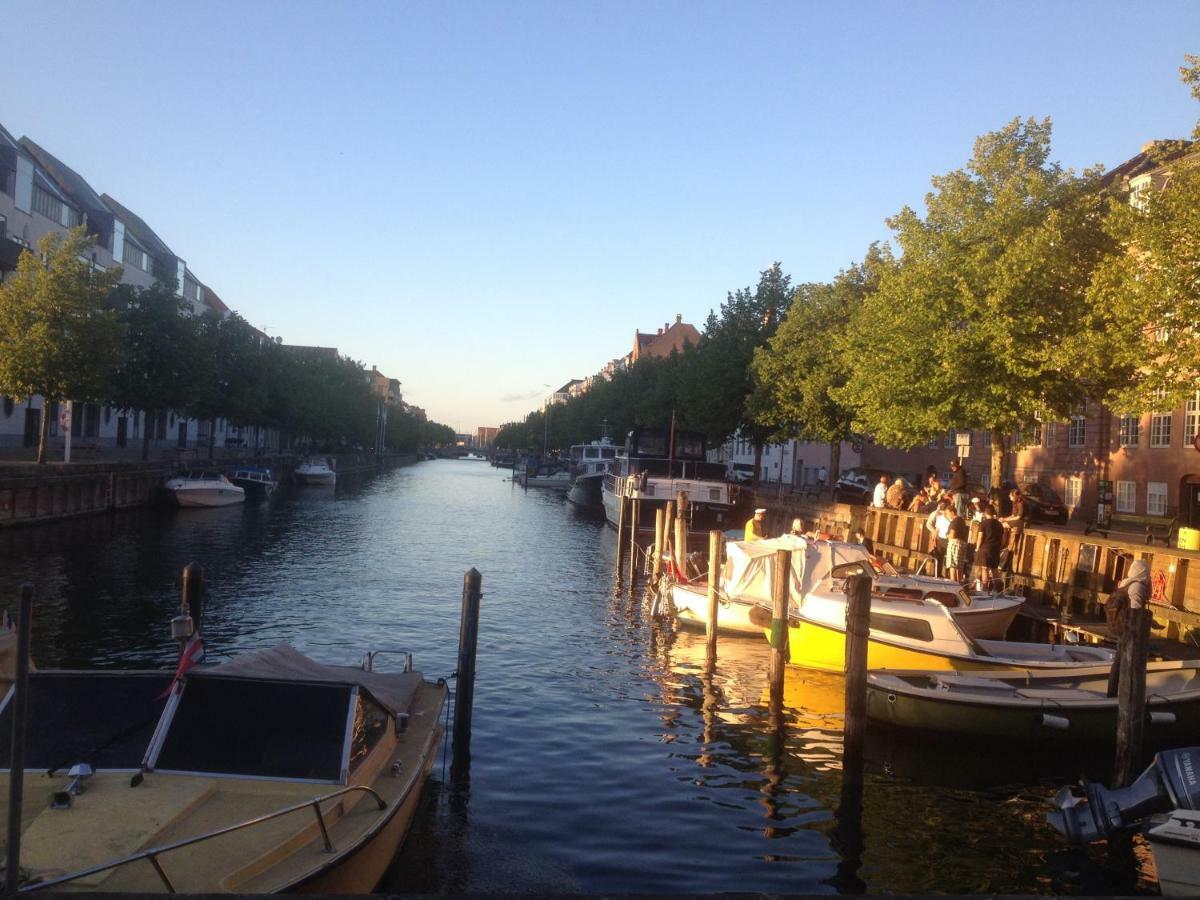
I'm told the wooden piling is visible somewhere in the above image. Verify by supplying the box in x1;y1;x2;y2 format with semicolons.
628;497;640;583
452;568;483;772
674;503;688;577
705;530;721;658
767;549;792;710
663;501;675;573
615;494;627;578
6;584;33;897
653;508;665;580
843;573;873;786
182;562;204;632
1113;604;1151;787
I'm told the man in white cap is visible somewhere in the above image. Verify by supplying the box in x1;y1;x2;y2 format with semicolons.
745;507;768;542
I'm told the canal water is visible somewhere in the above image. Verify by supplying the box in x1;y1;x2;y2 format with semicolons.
0;460;1158;894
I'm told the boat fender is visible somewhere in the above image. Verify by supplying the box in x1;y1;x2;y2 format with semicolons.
886;693;897;704
1149;711;1177;726
1040;713;1070;730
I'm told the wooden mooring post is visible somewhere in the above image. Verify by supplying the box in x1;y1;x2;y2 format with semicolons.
767;549;792;710
628;498;640;583
674;494;689;577
1113;605;1151;787
614;494;627;579
5;584;33;897
452;568;483;773
705;530;721;658
842;573;872;787
653;508;665;581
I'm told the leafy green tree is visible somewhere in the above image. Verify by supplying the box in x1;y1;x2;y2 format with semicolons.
0;228;123;463
111;281;200;459
752;247;892;482
836;118;1121;486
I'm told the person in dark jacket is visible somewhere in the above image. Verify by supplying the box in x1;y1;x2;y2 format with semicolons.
974;505;1005;591
948;459;969;517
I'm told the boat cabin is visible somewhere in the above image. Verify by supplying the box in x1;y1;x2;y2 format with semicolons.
614;428;726;481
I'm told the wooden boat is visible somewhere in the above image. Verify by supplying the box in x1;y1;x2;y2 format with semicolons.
0;643;447;892
669;537;1023;641
865;660;1200;740
745;538;1110;673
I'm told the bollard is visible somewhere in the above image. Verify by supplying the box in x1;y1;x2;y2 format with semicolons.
705;530;721;658
1113;605;1151;787
653;508;665;580
842;573;873;787
767;549;792;710
614;494;627;579
628;498;640;584
6;584;33;897
452;569;483;773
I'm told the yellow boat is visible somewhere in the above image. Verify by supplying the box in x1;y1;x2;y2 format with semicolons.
748;545;1112;674
0;643;447;893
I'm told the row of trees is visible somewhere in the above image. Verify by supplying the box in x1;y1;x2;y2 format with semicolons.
0;228;455;462
499;57;1200;486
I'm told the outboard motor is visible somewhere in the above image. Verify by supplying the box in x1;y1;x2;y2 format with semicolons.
1049;748;1200;843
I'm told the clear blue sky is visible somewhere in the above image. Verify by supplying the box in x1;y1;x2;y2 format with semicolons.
4;2;1198;432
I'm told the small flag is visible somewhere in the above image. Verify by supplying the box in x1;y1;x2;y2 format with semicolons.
158;632;205;699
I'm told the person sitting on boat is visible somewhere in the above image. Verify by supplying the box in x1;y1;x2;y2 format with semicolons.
789;517;809;538
745;508;768;542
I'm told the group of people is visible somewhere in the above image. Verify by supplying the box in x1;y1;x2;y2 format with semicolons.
923;491;1027;589
744;507;848;544
872;460;976;517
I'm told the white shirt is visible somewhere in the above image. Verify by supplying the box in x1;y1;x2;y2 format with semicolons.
872;483;888;508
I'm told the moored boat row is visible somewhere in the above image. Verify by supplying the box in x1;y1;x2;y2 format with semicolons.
164;458;337;507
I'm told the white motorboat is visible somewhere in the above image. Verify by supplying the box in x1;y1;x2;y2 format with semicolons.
666;537;1024;640
295;457;337;485
164;471;246;508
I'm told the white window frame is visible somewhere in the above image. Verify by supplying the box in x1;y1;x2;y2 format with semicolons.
1151;412;1172;448
1187;392;1200;446
1064;476;1082;509
1115;480;1136;514
1068;405;1086;448
1147;482;1168;517
1118;415;1140;448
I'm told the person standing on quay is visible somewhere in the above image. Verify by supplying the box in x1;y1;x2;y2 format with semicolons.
872;475;889;508
948;459;969;517
745;507;768;542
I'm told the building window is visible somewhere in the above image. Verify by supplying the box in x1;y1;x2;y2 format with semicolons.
1147;482;1168;517
981;472;991;492
943;429;956;448
1151;413;1172;448
31;185;82;228
1115;481;1137;513
1068;406;1086;448
1119;415;1140;447
1064;476;1082;509
982;430;991;448
1187;392;1200;446
1045;422;1055;447
927;436;940;449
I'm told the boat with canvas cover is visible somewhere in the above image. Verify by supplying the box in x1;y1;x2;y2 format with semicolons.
865;660;1200;741
164;471;246;508
0;642;447;892
669;537;1024;640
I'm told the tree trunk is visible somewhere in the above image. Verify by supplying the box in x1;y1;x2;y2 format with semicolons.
990;429;1010;488
208;418;217;461
753;441;763;486
36;399;50;464
829;440;842;488
142;409;153;461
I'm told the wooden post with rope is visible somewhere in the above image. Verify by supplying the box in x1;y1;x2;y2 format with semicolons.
706;530;721;658
675;491;689;576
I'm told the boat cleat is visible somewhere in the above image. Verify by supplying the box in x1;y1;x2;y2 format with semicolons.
50;763;94;809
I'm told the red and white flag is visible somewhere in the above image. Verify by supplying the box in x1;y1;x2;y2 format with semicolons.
159;632;205;698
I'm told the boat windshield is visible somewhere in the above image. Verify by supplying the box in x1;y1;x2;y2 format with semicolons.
0;673;172;770
154;676;354;782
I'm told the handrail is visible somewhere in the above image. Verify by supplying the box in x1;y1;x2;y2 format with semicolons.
21;784;387;893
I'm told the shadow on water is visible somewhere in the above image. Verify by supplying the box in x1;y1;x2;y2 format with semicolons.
0;460;1169;893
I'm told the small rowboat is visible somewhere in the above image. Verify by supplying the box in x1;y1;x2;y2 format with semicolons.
866;660;1200;741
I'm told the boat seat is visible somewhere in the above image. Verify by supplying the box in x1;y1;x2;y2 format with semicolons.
931;675;1015;695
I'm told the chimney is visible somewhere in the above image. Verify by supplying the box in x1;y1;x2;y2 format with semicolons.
657;327;663;335
675;313;682;325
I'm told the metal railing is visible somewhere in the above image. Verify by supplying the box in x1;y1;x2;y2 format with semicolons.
21;784;387;893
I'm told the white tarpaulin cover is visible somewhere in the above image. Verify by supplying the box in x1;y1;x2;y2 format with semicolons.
722;537;876;604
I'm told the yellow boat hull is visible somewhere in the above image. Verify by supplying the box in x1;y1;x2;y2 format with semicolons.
772;617;1038;674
